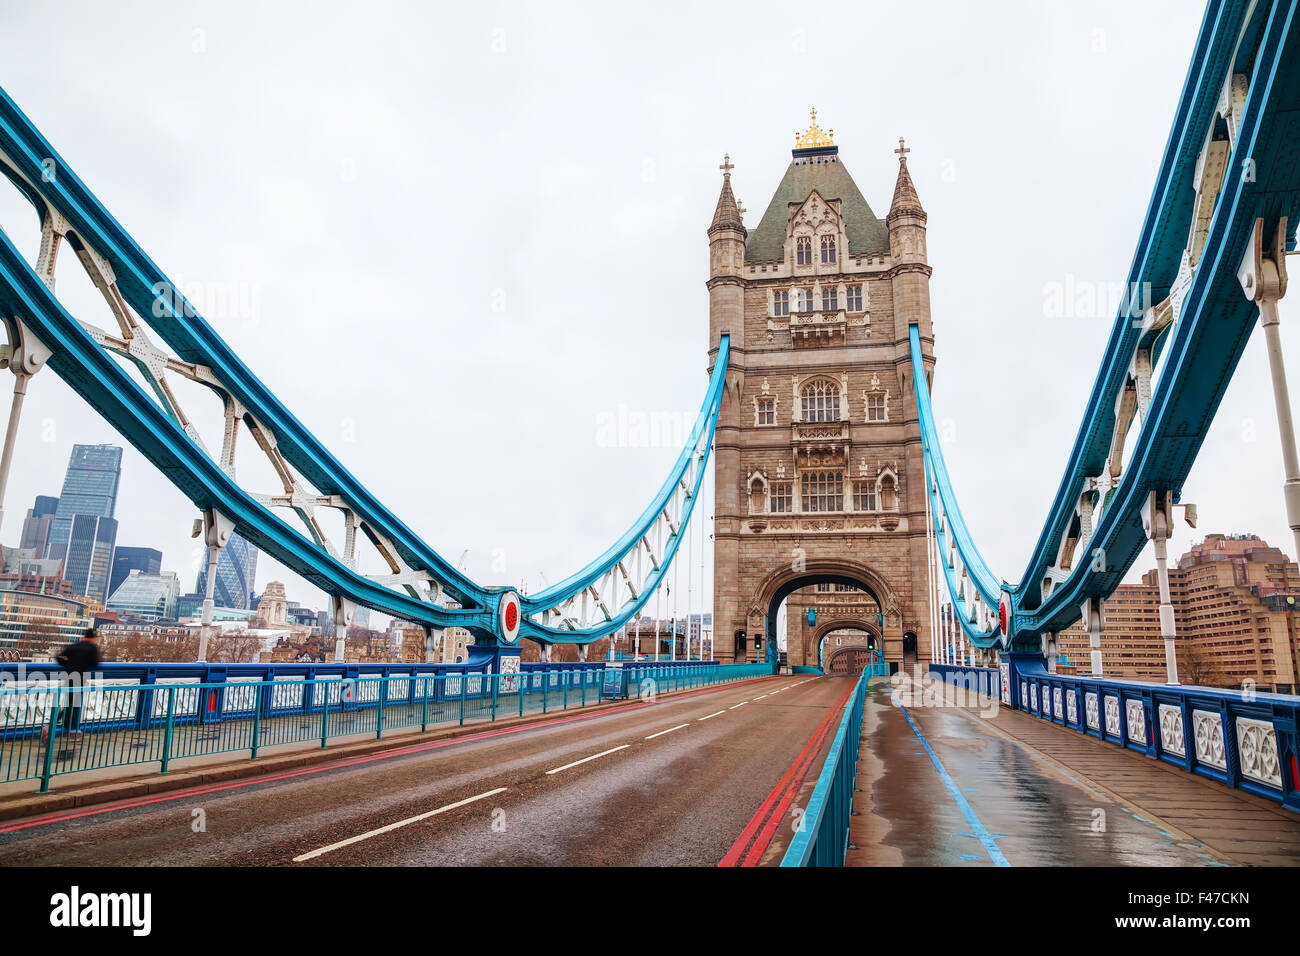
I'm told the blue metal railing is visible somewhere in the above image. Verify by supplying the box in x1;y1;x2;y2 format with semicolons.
0;662;770;793
780;668;870;867
0;658;716;684
933;659;1300;813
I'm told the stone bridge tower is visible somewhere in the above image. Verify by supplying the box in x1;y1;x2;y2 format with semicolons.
707;110;937;669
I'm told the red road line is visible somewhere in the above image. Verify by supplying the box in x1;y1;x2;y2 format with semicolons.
741;695;847;867
0;674;781;835
718;680;854;867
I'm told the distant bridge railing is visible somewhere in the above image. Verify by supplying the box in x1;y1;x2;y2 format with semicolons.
927;663;1001;700
931;660;1300;814
0;662;769;793
0;659;712;684
781;668;869;867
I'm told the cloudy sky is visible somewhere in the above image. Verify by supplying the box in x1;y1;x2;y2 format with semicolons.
0;1;1294;627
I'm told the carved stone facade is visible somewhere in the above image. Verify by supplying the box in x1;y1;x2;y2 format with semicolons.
254;580;289;627
708;118;936;668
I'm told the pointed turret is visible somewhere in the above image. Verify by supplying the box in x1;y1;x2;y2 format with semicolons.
887;138;928;266
709;155;747;237
706;152;747;455
887;138;926;223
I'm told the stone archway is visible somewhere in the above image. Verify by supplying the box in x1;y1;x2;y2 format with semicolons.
813;618;881;647
816;623;880;674
826;644;876;675
747;559;901;670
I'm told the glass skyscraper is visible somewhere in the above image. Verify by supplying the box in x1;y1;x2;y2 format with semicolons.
44;444;123;603
108;546;163;597
194;531;258;610
107;570;180;622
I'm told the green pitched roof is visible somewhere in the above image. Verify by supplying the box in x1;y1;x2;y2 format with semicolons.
744;153;890;263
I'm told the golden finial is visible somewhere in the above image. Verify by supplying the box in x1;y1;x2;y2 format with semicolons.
794;107;835;150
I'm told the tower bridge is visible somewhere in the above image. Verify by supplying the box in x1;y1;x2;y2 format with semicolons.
0;0;1299;873
707;111;932;671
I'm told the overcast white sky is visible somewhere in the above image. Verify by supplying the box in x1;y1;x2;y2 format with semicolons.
1;1;1295;626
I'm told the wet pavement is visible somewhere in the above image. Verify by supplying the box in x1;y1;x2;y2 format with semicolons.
849;678;1300;866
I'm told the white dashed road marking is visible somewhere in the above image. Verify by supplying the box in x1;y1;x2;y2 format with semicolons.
645;723;690;740
546;745;631;775
292;787;508;862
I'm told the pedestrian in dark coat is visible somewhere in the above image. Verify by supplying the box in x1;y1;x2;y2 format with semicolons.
53;627;101;736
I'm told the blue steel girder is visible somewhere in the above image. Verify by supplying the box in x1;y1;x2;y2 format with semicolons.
1022;0;1300;636
1018;0;1257;613
0;86;728;647
911;0;1300;648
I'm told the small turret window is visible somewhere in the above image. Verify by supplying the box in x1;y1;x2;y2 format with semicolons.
796;236;812;265
773;290;789;316
847;285;863;311
822;287;838;312
821;236;837;263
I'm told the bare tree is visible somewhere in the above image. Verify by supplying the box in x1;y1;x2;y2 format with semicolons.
206;632;265;663
101;632;200;662
1178;640;1224;688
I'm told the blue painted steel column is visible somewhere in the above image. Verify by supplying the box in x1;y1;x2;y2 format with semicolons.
160;686;176;773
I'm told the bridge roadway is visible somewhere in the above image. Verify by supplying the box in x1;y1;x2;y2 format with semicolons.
0;674;842;866
0;674;1296;866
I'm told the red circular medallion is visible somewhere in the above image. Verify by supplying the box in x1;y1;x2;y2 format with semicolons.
498;591;522;644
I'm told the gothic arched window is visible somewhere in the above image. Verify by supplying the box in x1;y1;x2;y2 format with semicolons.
796;236;812;265
801;380;841;422
821;235;837;263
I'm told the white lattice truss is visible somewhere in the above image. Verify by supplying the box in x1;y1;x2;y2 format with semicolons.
928;475;997;636
529;425;710;633
0;148;456;625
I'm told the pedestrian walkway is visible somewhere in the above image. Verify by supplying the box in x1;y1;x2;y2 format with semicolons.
848;680;1300;866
